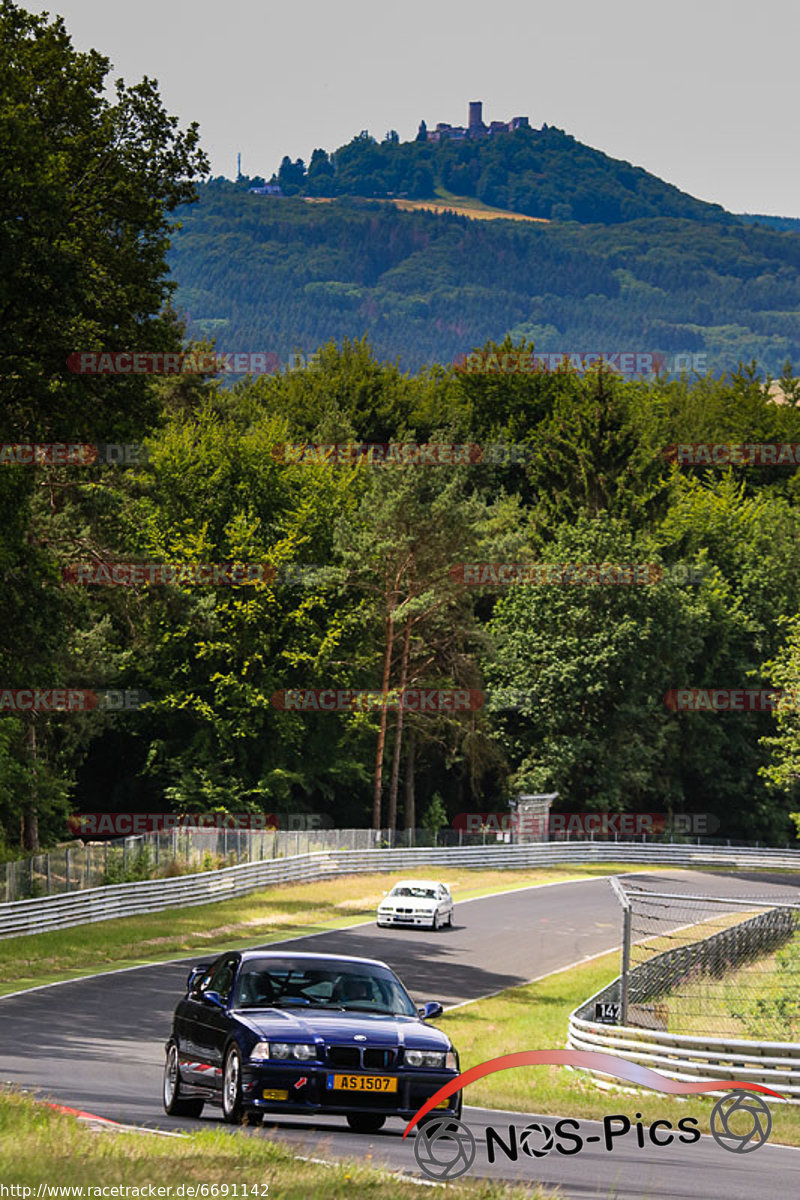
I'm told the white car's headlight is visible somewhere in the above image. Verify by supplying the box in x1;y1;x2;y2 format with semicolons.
405;1049;447;1068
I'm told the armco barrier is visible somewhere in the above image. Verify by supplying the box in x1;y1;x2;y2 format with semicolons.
568;1001;800;1103
0;840;799;940
567;900;800;1103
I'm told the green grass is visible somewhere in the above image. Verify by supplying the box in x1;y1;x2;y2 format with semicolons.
662;930;800;1041
0;1088;552;1198
0;863;647;996
437;952;800;1146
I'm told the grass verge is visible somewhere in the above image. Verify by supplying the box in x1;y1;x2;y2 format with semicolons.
437;952;800;1146
0;1089;552;1198
663;929;800;1041
0;863;647;997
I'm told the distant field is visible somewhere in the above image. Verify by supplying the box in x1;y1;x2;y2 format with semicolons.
387;197;549;223
304;194;550;223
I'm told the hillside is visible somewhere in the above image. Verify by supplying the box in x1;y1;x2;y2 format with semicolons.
266;124;735;226
168;181;800;375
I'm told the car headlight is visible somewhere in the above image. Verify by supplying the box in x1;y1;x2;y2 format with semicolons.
250;1041;270;1061
265;1042;316;1061
405;1049;447;1068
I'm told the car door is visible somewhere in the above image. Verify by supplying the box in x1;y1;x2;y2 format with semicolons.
176;963;215;1088
192;954;240;1091
438;884;453;920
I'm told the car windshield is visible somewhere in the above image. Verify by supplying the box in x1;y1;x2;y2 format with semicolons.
391;886;437;899
233;958;417;1016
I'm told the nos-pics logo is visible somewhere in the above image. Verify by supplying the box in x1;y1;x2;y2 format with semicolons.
405;1050;778;1182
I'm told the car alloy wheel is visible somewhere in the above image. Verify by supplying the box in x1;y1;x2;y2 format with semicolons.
162;1043;204;1118
222;1045;245;1124
346;1113;386;1133
432;911;440;931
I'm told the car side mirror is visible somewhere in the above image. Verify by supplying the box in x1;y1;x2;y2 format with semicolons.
418;1001;444;1020
202;990;226;1008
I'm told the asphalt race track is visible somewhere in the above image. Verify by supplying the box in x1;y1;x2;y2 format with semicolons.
1;869;799;1198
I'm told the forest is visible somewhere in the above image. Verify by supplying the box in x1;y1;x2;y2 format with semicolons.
169;182;800;376
2;1;799;856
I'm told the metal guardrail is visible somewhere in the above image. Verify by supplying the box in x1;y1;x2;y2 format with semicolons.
0;839;798;940
567;896;800;1103
568;1001;800;1103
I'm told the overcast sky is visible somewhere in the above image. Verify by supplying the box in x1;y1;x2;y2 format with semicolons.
24;0;800;217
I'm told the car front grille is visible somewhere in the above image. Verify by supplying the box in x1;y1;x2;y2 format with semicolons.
327;1046;361;1068
326;1045;397;1069
364;1048;395;1069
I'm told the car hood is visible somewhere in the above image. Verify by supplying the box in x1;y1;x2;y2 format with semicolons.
382;898;437;909
234;1008;450;1049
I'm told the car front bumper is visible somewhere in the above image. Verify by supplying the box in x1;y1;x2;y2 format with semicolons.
377;911;437;926
241;1061;460;1118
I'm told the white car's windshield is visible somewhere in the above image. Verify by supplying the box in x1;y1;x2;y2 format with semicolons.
391;886;437;899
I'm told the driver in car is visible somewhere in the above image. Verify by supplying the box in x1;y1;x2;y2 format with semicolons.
334;976;372;1004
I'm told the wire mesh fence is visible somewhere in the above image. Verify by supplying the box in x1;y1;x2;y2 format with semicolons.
0;825;503;903
617;883;800;1041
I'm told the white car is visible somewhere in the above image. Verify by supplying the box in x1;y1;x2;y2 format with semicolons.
376;879;455;931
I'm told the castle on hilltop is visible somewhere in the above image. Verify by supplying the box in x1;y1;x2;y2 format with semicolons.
420;100;530;144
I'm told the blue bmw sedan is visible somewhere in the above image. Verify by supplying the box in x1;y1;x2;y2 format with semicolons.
163;950;462;1133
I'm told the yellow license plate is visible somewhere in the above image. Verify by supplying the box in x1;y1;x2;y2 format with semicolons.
327;1074;398;1092
262;1088;288;1101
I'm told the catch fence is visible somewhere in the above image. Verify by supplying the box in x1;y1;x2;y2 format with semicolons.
568;879;800;1100
617;882;800;1040
1;825;793;904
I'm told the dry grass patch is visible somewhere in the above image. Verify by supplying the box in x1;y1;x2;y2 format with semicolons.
0;863;640;996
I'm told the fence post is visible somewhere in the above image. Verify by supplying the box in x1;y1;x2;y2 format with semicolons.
65;847;71;893
86;844;91;889
609;877;631;1025
620;904;631;1025
46;853;51;896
